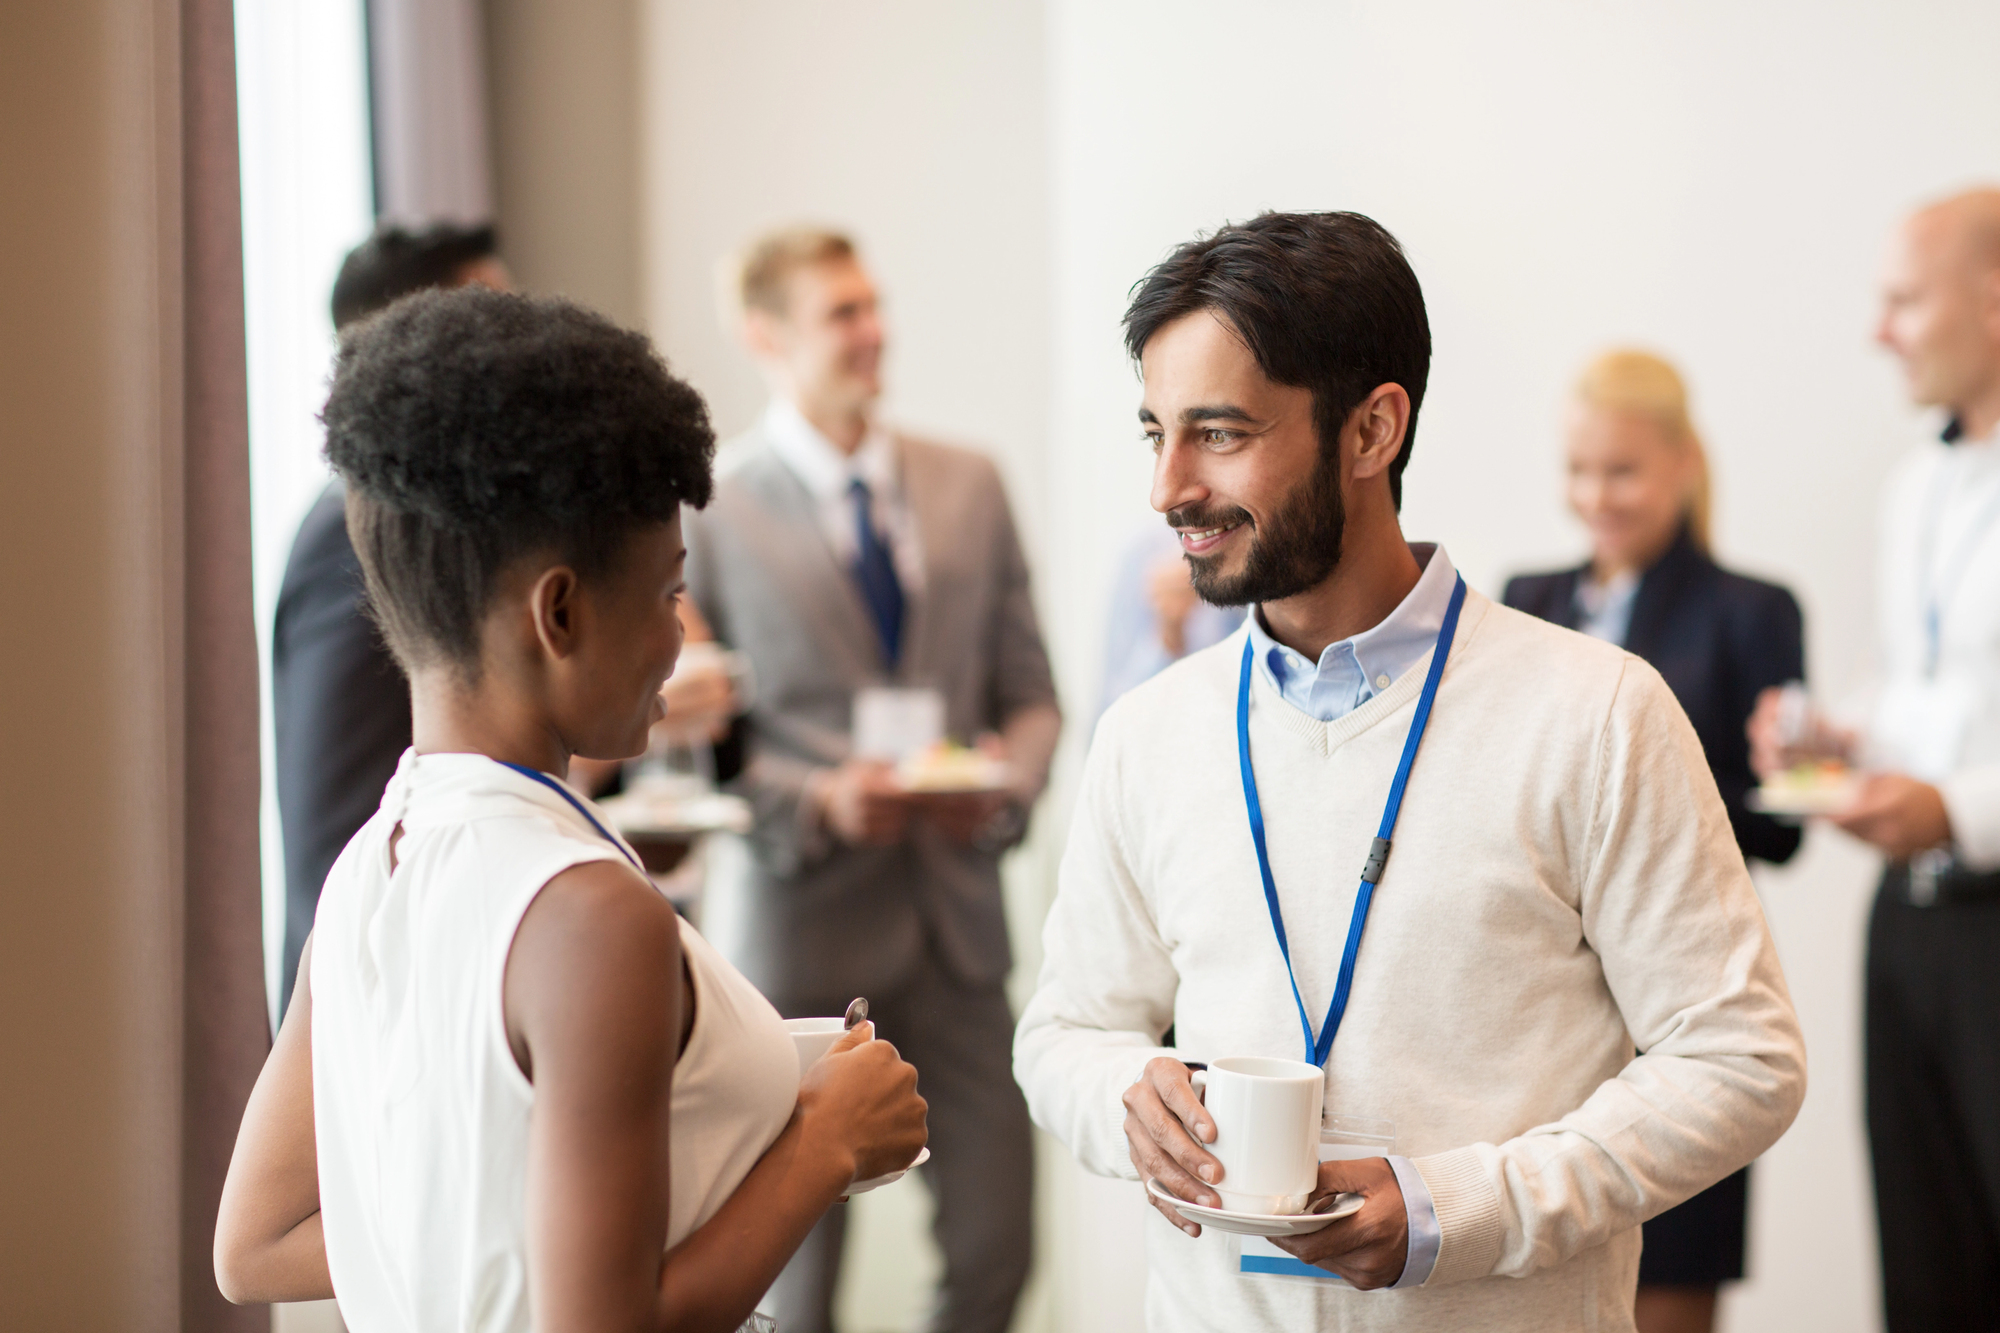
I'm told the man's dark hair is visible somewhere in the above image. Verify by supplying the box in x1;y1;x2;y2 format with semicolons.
1123;211;1431;508
322;287;715;674
330;222;500;330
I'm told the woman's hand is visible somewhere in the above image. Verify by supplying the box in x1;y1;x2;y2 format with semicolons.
796;1022;928;1184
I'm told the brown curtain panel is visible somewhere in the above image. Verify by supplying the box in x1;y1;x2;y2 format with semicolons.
179;0;274;1329
0;1;268;1328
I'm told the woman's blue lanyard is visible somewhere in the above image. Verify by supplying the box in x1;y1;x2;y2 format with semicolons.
495;760;644;872
1237;574;1467;1069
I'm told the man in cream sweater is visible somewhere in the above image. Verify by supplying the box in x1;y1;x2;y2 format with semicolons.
1013;212;1805;1331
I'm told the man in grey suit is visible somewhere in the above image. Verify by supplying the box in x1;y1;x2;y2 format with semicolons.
685;228;1060;1333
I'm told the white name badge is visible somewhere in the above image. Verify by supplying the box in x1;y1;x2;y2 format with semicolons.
1236;1115;1394;1284
852;687;945;761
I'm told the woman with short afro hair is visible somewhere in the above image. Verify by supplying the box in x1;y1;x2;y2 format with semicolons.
215;287;928;1333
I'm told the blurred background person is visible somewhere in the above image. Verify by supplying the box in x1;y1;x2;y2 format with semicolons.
1506;348;1806;1333
270;221;512;1018
684;226;1061;1333
1751;188;2000;1333
1098;525;1243;718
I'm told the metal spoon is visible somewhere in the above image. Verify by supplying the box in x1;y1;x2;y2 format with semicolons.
844;997;870;1031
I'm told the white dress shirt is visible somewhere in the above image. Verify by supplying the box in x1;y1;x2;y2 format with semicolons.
1867;427;2000;869
760;398;925;594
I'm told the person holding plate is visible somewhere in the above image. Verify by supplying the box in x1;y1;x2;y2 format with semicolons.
1749;187;2000;1332
1504;349;1807;1333
1014;212;1805;1332
683;227;1060;1333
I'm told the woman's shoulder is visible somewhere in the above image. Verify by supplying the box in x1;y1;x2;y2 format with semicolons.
1500;564;1582;619
1704;559;1803;624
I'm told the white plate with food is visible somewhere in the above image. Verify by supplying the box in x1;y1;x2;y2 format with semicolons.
895;743;1014;795
1747;762;1860;817
599;788;755;838
1144;1179;1364;1237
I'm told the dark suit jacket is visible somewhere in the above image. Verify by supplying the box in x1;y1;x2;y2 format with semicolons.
272;481;410;1012
1504;529;1805;865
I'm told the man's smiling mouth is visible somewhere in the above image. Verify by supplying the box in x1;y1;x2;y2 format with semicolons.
1177;520;1245;553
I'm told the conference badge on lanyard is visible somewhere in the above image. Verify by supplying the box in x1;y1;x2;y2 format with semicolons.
1236;574;1467;1070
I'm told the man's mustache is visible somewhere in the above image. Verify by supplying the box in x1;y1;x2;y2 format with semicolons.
1165;504;1253;532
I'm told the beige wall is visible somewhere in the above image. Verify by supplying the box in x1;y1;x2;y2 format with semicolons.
485;0;646;328
636;0;1052;547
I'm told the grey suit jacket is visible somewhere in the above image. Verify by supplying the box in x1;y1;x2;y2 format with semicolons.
683;425;1058;1003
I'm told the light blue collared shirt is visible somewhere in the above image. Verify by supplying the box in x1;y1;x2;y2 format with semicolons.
1573;568;1640;647
1246;542;1459;723
1243;541;1455;1288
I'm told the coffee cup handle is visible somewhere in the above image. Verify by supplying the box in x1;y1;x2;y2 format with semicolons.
1186;1065;1206;1103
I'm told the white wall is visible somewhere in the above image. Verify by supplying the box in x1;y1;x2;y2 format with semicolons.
636;2;2000;1329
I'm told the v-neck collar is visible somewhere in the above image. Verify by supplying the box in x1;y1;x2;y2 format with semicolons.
1244;591;1489;758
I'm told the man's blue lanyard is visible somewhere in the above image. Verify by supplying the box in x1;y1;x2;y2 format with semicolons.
1236;574;1467;1069
495;760;644;872
1916;468;2000;677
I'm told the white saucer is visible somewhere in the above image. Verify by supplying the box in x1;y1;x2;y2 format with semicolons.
1146;1178;1364;1236
847;1147;929;1196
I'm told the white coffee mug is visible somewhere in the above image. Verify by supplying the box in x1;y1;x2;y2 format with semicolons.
1192;1056;1325;1215
784;1017;847;1079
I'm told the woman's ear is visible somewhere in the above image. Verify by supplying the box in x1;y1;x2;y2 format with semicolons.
526;565;583;660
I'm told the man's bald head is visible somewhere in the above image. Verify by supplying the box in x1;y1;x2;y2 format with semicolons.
1878;187;2000;432
1906;189;2000;276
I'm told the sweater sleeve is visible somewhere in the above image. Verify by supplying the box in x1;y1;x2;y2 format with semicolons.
1013;711;1182;1179
1412;657;1807;1286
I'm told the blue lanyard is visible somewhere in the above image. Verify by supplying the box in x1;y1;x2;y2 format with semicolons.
1236;574;1466;1068
495;760;644;872
1917;469;2000;677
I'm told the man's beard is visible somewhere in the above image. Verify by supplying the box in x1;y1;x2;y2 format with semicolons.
1168;446;1345;607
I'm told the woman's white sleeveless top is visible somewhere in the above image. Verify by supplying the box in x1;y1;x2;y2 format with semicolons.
311;751;798;1333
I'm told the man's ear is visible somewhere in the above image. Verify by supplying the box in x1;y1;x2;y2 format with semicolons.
741;307;789;362
1346;383;1412;482
526;565;583;661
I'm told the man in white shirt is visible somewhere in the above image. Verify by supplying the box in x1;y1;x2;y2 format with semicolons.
1015;211;1805;1331
1752;187;2000;1332
683;228;1060;1333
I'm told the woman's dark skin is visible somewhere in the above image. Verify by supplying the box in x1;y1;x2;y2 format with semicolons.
214;514;929;1333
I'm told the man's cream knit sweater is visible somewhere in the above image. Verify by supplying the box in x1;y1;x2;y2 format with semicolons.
1015;589;1805;1332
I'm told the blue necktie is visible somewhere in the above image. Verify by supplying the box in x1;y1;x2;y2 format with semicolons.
849;477;904;668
